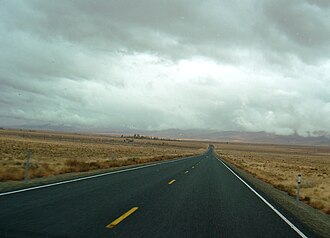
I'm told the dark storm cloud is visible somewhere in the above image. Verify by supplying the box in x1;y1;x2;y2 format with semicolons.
0;0;329;134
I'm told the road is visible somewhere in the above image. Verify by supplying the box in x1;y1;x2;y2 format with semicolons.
0;147;313;238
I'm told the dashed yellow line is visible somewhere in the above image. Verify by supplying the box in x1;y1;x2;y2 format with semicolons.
106;207;139;229
168;179;176;185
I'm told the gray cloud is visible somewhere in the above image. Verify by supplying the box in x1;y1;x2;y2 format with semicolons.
0;0;329;135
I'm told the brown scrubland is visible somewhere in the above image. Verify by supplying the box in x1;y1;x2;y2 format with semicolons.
215;142;330;214
0;129;205;182
1;129;329;215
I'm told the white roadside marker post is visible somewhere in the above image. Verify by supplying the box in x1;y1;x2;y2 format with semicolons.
25;147;30;183
296;174;301;205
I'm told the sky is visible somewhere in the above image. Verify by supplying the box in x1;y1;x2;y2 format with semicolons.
0;0;330;136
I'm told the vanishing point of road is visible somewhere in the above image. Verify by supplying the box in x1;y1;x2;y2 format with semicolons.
0;146;314;237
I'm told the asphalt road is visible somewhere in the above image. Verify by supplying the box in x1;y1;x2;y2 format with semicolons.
0;147;313;238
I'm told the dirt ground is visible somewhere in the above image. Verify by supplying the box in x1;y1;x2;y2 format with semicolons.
2;128;329;216
0;129;206;182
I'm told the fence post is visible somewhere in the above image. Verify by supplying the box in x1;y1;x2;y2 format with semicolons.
296;174;301;205
25;147;30;183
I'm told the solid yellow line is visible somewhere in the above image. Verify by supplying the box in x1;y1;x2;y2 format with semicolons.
106;207;139;229
168;179;176;185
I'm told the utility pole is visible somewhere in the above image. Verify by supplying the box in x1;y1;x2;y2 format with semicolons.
25;147;30;183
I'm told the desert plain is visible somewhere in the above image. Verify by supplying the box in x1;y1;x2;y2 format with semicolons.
1;128;329;215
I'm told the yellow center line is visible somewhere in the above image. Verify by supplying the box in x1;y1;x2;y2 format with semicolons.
106;207;139;229
168;179;176;185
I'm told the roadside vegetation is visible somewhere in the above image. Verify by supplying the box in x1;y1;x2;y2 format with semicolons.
215;142;330;214
2;128;329;216
0;129;205;183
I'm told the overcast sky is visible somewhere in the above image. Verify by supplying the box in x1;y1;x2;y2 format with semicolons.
1;0;329;135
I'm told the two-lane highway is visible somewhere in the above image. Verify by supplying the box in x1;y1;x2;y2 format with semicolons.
0;148;313;237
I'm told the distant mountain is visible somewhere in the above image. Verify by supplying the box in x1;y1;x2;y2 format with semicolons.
113;129;330;146
4;124;330;146
12;123;81;132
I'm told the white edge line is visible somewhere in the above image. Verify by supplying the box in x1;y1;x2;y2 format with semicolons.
216;157;308;238
0;155;197;196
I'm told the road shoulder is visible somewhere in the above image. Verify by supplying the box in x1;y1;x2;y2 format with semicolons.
214;152;330;238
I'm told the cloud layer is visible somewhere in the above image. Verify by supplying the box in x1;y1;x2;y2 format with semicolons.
1;0;330;135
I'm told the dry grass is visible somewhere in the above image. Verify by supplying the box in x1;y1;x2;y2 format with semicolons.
0;129;206;182
215;142;330;214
